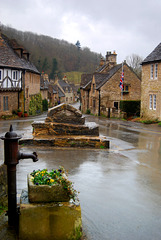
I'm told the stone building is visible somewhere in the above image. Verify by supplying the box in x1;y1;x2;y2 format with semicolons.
80;51;141;117
0;32;40;116
141;43;161;120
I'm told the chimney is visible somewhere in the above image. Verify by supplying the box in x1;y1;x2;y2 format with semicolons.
99;57;105;67
106;50;117;69
63;75;68;83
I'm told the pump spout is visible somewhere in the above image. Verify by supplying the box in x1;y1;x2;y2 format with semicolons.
18;151;38;162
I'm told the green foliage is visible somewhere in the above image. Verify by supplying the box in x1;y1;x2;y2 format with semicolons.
0;23;101;74
1;115;14;120
42;57;49;72
64;71;83;84
49;58;58;79
141;120;154;124
120;100;140;117
142;119;159;124
75;40;81;50
0;205;7;216
86;109;91;114
100;145;105;149
42;99;48;111
29;93;43;115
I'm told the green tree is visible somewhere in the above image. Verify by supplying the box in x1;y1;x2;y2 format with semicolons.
49;58;58;79
75;40;81;50
42;57;49;72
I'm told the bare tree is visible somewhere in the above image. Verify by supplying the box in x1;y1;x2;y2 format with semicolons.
126;54;143;78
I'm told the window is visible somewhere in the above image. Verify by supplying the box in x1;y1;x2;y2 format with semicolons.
13;71;18;80
93;84;95;93
155;64;158;79
150;64;154;79
3;96;9;111
93;99;95;109
149;94;152;109
153;94;156;110
149;94;156;110
123;85;129;92
0;70;2;80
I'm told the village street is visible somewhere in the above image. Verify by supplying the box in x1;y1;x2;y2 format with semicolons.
1;106;161;239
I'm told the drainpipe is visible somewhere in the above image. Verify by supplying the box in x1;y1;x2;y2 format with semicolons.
23;70;26;112
98;90;101;116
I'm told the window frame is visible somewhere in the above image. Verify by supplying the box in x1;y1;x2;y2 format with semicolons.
13;70;18;80
153;94;156;110
93;84;95;93
149;94;152;109
150;64;154;79
154;63;158;79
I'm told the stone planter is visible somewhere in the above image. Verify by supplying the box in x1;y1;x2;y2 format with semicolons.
28;174;71;203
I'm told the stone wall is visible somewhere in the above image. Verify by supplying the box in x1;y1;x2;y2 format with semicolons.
141;63;161;120
0;92;18;116
32;122;99;137
0;164;7;207
80;89;89;113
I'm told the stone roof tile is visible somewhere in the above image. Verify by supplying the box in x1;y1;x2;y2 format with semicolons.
142;43;161;64
0;33;39;74
95;63;122;89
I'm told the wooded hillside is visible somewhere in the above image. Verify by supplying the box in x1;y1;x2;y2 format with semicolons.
0;23;101;78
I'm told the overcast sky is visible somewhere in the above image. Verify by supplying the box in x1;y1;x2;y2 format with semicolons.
0;0;161;63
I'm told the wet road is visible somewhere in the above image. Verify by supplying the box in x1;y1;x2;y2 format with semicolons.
1;108;161;240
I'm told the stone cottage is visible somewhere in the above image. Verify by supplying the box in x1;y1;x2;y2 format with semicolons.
141;43;161;120
80;51;141;117
0;32;40;116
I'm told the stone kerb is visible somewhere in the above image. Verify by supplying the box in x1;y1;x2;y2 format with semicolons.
46;103;85;125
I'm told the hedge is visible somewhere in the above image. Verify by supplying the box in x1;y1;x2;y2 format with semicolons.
120;100;140;117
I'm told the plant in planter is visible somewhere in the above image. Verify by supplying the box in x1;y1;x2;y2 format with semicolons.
28;166;78;203
24;111;28;117
17;108;22;117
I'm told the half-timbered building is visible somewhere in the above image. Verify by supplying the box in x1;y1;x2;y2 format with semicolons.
0;32;40;116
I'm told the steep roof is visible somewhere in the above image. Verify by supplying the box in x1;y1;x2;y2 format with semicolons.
80;74;93;89
95;63;122;89
0;33;40;74
69;83;79;92
58;86;65;97
58;79;71;92
142;43;161;64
